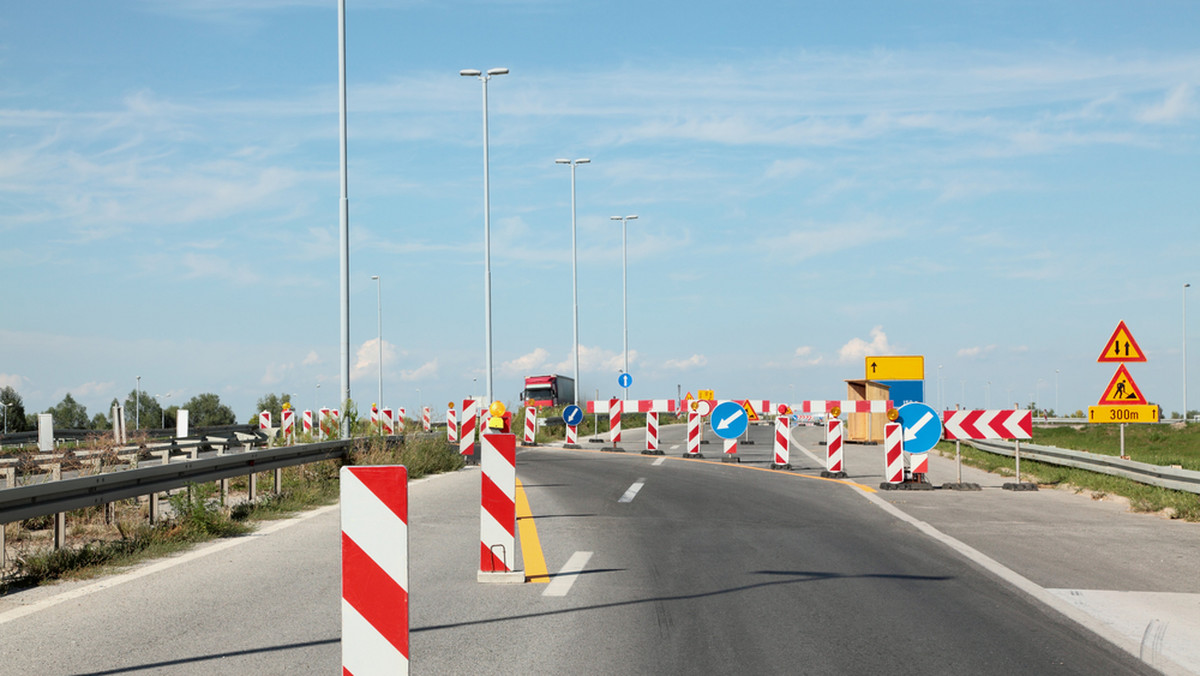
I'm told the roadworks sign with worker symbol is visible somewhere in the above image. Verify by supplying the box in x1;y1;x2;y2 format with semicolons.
1098;364;1147;405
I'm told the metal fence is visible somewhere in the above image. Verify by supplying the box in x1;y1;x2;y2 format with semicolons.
969;439;1200;495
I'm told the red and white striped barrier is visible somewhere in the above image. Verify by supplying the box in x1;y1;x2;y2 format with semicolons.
884;422;904;483
773;415;790;467
479;433;521;581
942;409;1033;440
797;400;894;414
644;411;660;453
281;409;295;442
910;452;929;475
396;408;406;435
259;411;271;431
586;399;678;413
723;437;738;458
458;400;477;457
332;409;341;436
319;408;332;440
341;465;409;675
447;408;458;444
303;410;313;437
370;407;379;431
523;407;537;445
608;398;622;445
744;400;771;417
421;407;431;433
686;412;702;456
382;408;394;435
825;418;844;474
565;420;578;446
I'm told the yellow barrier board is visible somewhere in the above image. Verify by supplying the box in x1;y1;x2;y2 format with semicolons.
1088;405;1159;424
865;355;924;381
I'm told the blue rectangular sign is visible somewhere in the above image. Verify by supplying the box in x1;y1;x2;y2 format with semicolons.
877;379;925;407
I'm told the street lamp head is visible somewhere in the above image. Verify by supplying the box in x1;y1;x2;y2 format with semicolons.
460;69;482;77
555;159;571;164
610;216;622;221
486;68;510;76
627;215;638;221
576;158;591;164
371;275;379;280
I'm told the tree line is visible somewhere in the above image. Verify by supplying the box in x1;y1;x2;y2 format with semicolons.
0;386;238;433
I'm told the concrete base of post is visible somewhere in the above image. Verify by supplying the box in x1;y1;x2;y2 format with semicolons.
563;444;581;449
641;449;664;456
684;453;704;459
879;481;934;491
699;440;710;445
721;455;740;463
942;482;982;491
741;440;756;445
820;470;847;479
603;446;625;453
770;463;792;471
1002;482;1039;491
477;570;526;584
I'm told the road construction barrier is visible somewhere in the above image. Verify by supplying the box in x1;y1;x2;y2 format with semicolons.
458;400;477;457
340;465;409;675
686;412;702;457
523;407;537;445
910;452;929;476
565;420;578;446
259;411;271;431
772;415;790;468
586;399;677;413
447;407;458;443
644;411;660;454
824;418;845;477
382;408;394;435
281;409;295;442
421;407;431;432
884;422;903;483
479;433;521;582
723;437;738;460
396;408;406;435
370;407;379;431
320;408;332;440
796;399;894;414
609;398;622;446
303;410;313;437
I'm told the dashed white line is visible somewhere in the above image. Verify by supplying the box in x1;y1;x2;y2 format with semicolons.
543;551;593;597
618;479;646;503
652;457;666;466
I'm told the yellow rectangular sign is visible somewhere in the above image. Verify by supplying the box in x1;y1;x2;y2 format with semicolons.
698;389;715;401
1088;405;1160;424
865;355;924;381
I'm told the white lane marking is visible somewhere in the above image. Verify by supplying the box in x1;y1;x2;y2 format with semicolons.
652;457;666;466
618;479;646;503
543;550;593;597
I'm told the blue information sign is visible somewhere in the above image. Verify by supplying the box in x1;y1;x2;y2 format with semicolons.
710;401;749;440
896;402;942;454
563;405;583;426
618;373;633;389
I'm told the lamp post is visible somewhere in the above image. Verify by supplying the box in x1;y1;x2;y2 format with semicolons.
155;393;171;428
1055;369;1060;416
136;375;141;431
461;66;509;407
2;402;9;435
1186;283;1191;422
372;274;383;425
337;0;351;440
315;382;321;410
610;215;639;376
556;158;590;405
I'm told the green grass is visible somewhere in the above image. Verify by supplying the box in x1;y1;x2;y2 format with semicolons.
1;434;463;592
940;421;1200;520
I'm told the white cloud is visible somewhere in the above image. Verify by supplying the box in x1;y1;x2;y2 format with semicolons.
351;338;399;382
400;359;438;382
957;345;997;358
793;346;824;367
501;348;551;376
1138;84;1195;124
0;374;29;390
577;345;637;374
663;354;707;370
70;381;117;399
838;327;894;364
302;351;321;366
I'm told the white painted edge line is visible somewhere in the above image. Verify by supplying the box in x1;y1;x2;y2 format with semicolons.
618;479;646;504
794;442;823;467
0;503;339;627
853;486;1193;676
543;550;593;597
652;457;666;467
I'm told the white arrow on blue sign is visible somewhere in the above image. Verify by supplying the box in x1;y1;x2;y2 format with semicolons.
563;405;583;426
897;402;942;454
710;401;748;440
618;373;633;388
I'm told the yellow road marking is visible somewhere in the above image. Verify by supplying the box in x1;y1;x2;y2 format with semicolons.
515;477;550;583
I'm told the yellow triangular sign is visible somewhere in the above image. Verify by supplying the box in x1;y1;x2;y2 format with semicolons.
1098;364;1147;405
741;400;760;421
1097;320;1147;363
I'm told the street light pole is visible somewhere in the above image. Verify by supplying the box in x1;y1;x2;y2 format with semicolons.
461;67;509;407
1186;283;1191;422
337;0;351;439
556;158;590;405
156;393;171;428
610;215;638;376
1055;369;1060;416
136;376;141;431
372;274;382;426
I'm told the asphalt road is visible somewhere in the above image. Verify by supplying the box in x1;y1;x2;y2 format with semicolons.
0;422;1162;675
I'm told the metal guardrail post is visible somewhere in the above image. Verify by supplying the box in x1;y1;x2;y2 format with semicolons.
248;471;257;503
217;448;229;507
274;468;282;494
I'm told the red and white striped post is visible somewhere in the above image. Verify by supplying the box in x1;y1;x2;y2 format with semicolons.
381;408;394;435
823;418;845;477
259;411;271;431
281;409;295;444
459;400;477;458
479;433;523;583
332;409;341;435
884;422;904;484
395;408;406;435
643;411;661;455
421;407;431;433
447;407;458;444
686;412;703;457
772;414;791;469
319;408;331;440
565;420;578;447
370;406;379;433
303;410;313;437
340;465;409;675
910;451;929;477
523;407;538;446
608;398;623;450
722;437;739;460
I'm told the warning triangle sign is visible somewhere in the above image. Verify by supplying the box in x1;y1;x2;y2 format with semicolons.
1097;320;1147;363
740;400;760;421
1098;364;1147;405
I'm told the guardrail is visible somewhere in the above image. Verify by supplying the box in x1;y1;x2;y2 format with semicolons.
968;439;1200;495
0;439;354;524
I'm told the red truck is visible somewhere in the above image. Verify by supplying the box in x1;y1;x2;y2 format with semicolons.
520;374;576;408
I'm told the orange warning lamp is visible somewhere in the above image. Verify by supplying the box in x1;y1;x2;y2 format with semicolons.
887;408;899;421
830;406;841;417
448;401;455;410
488;401;507;429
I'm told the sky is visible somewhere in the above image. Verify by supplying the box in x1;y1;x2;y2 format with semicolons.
2;0;1199;425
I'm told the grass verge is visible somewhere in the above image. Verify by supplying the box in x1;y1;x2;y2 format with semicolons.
1;434;462;593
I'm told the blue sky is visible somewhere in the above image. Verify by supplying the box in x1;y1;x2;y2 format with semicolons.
2;1;1198;423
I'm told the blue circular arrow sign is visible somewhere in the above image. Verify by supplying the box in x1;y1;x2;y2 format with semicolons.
710;401;749;440
618;373;633;388
897;402;942;454
563;405;583;426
